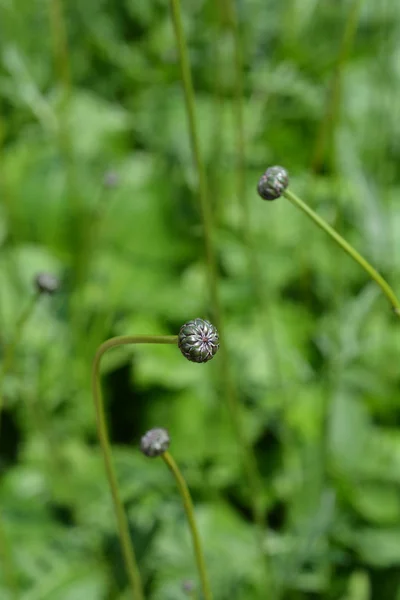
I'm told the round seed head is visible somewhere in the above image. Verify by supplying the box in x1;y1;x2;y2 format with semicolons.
34;272;60;295
257;165;289;200
178;318;219;363
140;428;170;458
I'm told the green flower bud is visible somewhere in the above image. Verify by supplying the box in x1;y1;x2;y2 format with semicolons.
140;428;170;458
178;318;219;363
257;165;289;200
34;272;60;295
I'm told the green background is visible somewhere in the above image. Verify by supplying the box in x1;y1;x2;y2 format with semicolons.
1;0;400;598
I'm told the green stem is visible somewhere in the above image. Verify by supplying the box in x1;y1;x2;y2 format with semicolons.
91;334;178;600
283;188;400;313
168;0;268;563
0;292;40;421
161;451;213;600
0;517;18;600
168;0;218;306
311;0;364;172
0;290;34;596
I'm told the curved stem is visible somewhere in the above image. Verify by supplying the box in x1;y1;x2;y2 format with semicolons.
161;451;213;600
283;188;400;313
92;334;178;599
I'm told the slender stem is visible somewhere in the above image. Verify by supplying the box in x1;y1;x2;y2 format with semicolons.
168;0;218;308
311;0;364;172
0;517;18;600
283;188;400;313
168;0;268;564
91;334;178;599
0;292;40;423
161;451;213;600
0;291;35;596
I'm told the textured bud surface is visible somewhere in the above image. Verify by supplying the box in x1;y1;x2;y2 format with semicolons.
257;165;289;200
178;318;219;363
35;272;60;294
140;428;170;458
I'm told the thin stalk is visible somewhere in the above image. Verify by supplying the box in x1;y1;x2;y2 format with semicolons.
0;517;18;600
224;0;290;422
91;335;178;600
161;451;213;600
0;292;40;421
168;0;268;568
283;188;400;313
311;0;364;173
48;0;75;210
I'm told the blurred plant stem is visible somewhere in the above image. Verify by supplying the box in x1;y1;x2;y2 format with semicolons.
168;2;270;583
0;517;18;600
0;291;40;423
161;450;213;600
283;188;400;313
48;0;74;206
224;0;284;388
48;0;83;302
92;334;178;600
222;2;288;594
311;0;364;173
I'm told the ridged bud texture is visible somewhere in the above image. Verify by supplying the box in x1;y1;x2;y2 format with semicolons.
178;318;219;363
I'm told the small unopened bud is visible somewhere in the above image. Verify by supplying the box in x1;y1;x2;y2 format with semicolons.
34;272;60;295
178;318;219;363
140;428;170;458
182;579;195;595
257;165;289;200
103;170;119;189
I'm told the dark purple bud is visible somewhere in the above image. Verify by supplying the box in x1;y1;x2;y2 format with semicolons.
140;428;170;458
257;165;289;200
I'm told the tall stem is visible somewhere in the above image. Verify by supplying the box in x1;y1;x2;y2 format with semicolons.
0;292;40;424
162;451;213;600
311;0;364;172
168;0;268;566
283;188;400;313
92;335;178;599
0;517;18;600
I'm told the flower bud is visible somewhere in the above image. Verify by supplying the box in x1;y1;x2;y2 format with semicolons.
34;272;60;295
140;428;170;458
178;318;219;363
257;165;289;200
182;580;195;595
103;170;119;189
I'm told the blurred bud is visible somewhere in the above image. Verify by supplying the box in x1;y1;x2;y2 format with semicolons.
182;579;195;594
34;272;60;295
103;170;119;189
178;318;219;363
257;165;289;200
140;428;170;458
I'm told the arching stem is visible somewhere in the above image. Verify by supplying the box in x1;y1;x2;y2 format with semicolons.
283;188;400;314
92;335;178;599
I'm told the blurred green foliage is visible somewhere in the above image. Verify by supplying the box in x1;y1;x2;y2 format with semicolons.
1;0;400;598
